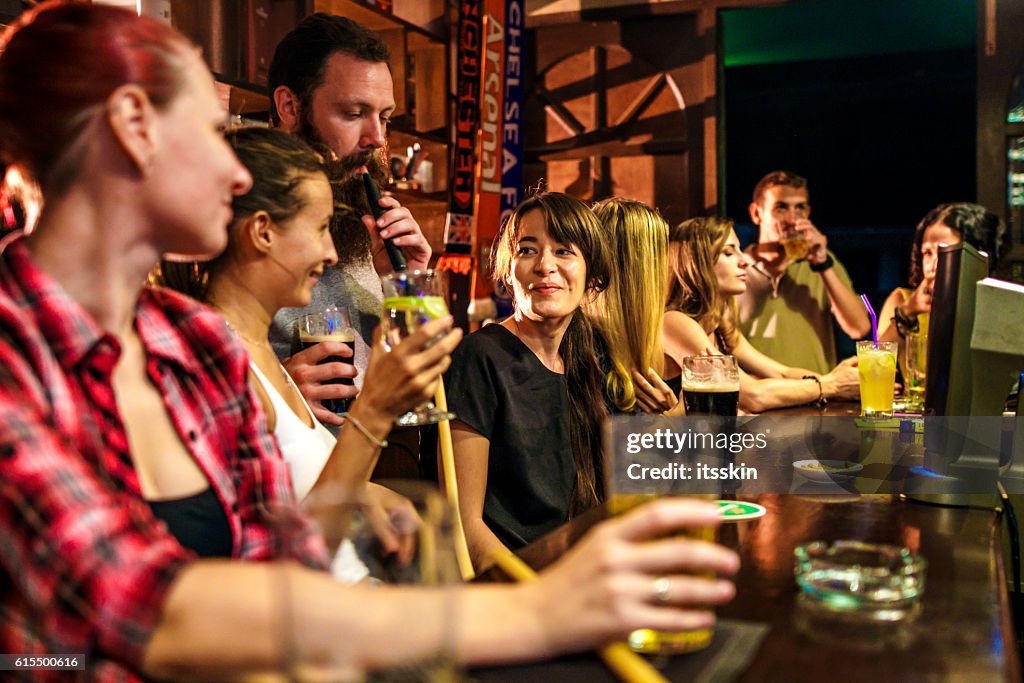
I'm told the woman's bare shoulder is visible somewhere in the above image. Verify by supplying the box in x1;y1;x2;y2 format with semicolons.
663;310;712;357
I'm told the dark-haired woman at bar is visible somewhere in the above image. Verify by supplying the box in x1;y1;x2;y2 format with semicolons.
665;216;859;413
878;202;1009;344
0;4;737;677
445;192;612;567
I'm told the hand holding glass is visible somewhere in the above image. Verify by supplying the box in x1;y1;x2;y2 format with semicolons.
605;419;723;655
297;306;355;415
781;224;810;261
380;269;454;426
269;481;465;681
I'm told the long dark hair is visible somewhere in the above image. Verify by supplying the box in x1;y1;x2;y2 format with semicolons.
492;192;612;515
158;127;327;299
909;202;1008;286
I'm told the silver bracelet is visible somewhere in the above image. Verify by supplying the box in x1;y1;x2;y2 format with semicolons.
342;413;388;450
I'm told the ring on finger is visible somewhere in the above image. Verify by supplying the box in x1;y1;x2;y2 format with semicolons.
651;576;672;605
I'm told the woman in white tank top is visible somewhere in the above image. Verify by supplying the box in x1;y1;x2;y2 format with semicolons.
159;128;462;579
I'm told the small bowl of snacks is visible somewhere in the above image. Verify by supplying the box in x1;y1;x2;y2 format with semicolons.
793;459;863;483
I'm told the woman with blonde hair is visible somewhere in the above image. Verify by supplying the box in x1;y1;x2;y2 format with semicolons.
665;216;859;413
589;197;678;414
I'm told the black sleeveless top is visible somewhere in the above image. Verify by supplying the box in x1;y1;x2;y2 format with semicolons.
148;487;233;558
665;374;683;399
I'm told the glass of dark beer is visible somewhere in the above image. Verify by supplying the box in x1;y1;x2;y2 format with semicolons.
681;355;740;416
297;306;356;415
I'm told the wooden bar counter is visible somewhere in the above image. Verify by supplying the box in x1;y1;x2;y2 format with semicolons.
474;407;1019;682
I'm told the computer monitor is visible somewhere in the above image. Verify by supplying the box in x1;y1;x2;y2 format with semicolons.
909;247;1008;505
970;278;1024;416
924;242;988;416
971;279;1024;492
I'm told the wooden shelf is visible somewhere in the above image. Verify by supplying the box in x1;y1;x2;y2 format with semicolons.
391;187;448;205
215;80;271;118
389;117;448;144
313;0;448;43
389;129;448;195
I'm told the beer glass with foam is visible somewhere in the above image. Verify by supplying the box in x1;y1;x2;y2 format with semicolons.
297;306;356;415
681;355;740;416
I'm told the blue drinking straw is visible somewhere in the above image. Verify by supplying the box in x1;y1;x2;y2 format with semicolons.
860;294;878;347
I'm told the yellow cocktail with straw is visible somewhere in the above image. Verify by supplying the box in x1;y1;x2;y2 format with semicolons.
857;340;898;418
857;295;897;418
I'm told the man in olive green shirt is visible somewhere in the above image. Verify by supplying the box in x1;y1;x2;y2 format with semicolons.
737;171;871;375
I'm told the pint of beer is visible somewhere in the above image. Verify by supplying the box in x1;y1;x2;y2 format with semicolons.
681;355;740;416
609;494;717;654
604;415;727;656
781;234;810;261
780;224;809;261
297;306;356;415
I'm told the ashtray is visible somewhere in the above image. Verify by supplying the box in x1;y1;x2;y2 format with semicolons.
794;540;926;622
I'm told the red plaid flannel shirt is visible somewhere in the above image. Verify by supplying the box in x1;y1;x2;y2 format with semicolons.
0;237;329;681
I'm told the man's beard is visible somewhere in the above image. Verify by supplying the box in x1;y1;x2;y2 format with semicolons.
297;112;391;267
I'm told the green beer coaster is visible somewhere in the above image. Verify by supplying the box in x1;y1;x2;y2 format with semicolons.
715;500;767;521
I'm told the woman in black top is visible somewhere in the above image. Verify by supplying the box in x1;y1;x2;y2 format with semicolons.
445;192;612;568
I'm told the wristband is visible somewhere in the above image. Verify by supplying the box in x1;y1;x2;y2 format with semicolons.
342;413;388;450
803;375;827;408
809;254;834;272
892;306;920;338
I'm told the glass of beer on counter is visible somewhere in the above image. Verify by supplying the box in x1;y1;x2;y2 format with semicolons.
297;306;356;415
903;332;927;412
681;355;740;416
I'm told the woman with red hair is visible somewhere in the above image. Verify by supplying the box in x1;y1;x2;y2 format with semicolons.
0;3;737;679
